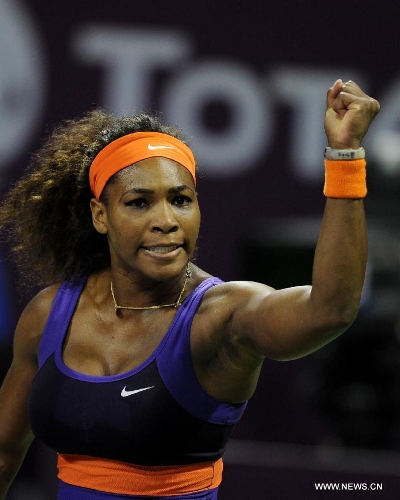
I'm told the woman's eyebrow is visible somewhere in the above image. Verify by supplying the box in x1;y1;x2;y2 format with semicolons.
122;185;195;196
123;187;154;195
168;185;195;194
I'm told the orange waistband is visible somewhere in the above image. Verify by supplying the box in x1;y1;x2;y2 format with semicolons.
57;454;223;496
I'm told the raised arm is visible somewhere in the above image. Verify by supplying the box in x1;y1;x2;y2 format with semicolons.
299;79;380;351
229;80;380;361
0;288;55;500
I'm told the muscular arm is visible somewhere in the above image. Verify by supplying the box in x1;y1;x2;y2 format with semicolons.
231;197;366;361
229;80;379;362
0;287;56;500
0;360;36;499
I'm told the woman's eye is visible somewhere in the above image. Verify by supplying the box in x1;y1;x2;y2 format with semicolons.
126;198;148;208
173;195;191;206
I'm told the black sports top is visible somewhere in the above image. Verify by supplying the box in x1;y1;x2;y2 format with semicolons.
29;276;247;466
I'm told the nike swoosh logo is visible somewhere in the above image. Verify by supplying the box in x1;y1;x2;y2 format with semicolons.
148;144;175;150
121;385;155;397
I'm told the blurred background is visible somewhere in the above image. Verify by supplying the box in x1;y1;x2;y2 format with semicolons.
1;0;400;498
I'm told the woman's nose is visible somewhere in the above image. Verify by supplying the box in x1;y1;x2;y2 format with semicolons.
151;202;179;233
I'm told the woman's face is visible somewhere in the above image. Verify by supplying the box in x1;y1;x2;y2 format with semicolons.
91;157;200;281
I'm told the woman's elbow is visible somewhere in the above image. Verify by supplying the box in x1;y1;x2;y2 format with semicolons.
324;302;360;334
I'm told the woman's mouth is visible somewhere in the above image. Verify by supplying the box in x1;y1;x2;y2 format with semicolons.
147;245;178;253
142;245;182;257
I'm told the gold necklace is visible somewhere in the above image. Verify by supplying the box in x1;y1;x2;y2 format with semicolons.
110;264;191;313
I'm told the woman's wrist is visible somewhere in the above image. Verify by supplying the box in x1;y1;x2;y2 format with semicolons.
324;147;365;160
323;148;367;199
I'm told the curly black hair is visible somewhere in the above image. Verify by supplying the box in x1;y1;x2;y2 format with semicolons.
0;109;193;289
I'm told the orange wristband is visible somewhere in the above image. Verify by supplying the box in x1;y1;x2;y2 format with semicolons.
323;159;367;198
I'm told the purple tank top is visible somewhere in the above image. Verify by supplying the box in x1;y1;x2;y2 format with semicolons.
29;276;247;466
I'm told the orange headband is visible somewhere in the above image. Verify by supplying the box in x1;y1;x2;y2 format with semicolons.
89;131;196;199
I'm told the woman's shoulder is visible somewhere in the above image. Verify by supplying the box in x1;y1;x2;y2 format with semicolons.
15;284;61;353
24;283;61;319
196;273;275;309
